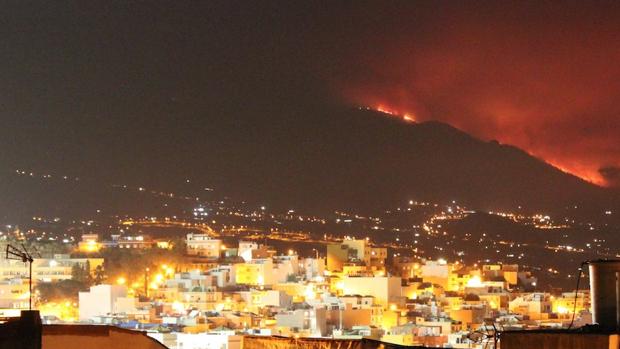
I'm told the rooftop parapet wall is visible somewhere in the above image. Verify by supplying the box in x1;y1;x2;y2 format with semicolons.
42;325;167;349
501;331;620;349
243;336;425;349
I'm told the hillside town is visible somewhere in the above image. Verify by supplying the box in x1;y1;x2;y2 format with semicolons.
0;232;591;349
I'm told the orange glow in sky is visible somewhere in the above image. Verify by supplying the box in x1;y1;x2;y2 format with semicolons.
334;2;620;188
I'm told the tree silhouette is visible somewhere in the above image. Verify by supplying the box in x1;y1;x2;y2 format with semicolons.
93;265;105;285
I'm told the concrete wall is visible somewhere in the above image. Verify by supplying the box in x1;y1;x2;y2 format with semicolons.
243;336;415;349
501;331;619;349
326;308;372;330
327;244;349;271
42;325;167;349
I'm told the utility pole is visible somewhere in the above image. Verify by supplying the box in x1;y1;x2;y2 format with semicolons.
29;261;32;309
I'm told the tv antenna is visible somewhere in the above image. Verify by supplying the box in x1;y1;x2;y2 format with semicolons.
5;244;39;310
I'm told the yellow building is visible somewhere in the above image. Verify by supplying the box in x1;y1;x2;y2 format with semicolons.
447;267;481;292
235;259;274;286
342;264;368;277
380;334;415;346
479;294;507;310
272;283;306;300
551;292;589;318
78;234;101;253
380;309;402;330
443;296;464;310
393;258;421;279
449;307;486;329
509;293;552;320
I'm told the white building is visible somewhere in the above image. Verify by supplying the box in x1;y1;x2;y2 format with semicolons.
273;255;300;283
157;330;242;349
420;260;450;288
235;259;275;286
301;258;325;281
207;265;236;288
238;290;293;310
339;276;401;306
509;293;552;319
186;234;221;258
238;241;259;262
275;308;327;337
78;284;128;321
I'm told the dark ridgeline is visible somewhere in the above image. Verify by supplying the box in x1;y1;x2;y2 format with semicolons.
206;106;619;220
264;107;618;216
0;107;618;221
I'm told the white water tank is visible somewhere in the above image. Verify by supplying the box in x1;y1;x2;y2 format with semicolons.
589;260;620;330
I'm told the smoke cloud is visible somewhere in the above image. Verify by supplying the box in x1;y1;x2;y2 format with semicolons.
323;1;620;186
600;166;620;188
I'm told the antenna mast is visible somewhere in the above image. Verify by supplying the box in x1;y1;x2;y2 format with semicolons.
5;244;35;310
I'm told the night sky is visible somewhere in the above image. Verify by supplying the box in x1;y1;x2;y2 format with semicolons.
2;1;620;195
